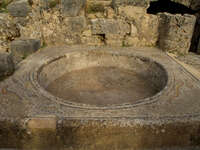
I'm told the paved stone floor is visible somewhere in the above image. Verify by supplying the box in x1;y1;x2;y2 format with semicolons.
177;52;200;71
0;46;200;150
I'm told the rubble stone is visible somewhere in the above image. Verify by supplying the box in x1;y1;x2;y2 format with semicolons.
10;39;41;65
0;53;14;78
0;14;20;53
7;0;31;17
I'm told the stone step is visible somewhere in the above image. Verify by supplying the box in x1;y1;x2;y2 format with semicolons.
0;117;200;150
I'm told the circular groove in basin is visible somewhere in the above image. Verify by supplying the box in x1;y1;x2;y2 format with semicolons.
37;50;168;108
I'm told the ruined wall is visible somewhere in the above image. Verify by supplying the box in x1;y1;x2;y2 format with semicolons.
19;0;160;47
0;0;198;55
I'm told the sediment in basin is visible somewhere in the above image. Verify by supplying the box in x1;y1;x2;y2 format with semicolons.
38;50;168;107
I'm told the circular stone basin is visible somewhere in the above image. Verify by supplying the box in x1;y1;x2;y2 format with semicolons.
38;50;168;107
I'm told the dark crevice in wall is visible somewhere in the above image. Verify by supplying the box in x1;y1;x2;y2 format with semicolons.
147;0;196;15
190;17;200;52
97;34;106;45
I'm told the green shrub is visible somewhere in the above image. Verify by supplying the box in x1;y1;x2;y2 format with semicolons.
49;0;59;8
0;0;13;13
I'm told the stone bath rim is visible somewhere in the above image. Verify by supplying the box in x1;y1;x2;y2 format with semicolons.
30;48;172;110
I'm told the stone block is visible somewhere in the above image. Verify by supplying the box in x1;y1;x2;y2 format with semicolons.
24;116;60;150
7;0;31;17
10;39;41;65
118;5;159;46
111;0;150;9
0;53;14;78
91;18;130;35
64;16;87;33
118;5;146;19
27;117;57;130
124;36;140;46
106;34;123;46
158;13;196;55
61;0;86;17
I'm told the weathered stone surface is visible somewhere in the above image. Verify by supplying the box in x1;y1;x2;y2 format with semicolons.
190;0;200;11
111;0;150;9
81;29;104;46
124;36;140;46
87;0;111;7
177;52;200;71
61;0;86;17
0;53;14;78
1;46;200;149
105;7;116;18
81;35;104;46
27;117;57;130
118;6;159;46
10;39;41;64
106;34;124;46
130;24;138;36
64;16;87;33
4;0;197;52
86;0;111;19
0;14;20;53
91;18;130;35
118;5;146;18
25;116;59;150
39;0;60;9
91;18;130;46
20;8;55;45
21;6;86;46
158;13;196;55
13;17;29;26
7;0;31;17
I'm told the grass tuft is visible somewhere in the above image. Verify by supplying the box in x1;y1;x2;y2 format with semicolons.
0;0;13;13
49;0;59;8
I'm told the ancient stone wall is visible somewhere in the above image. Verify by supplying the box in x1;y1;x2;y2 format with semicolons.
0;0;199;55
158;13;196;54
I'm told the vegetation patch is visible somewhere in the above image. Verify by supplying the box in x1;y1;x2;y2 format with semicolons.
0;0;13;13
87;3;105;14
122;40;131;47
41;41;47;49
49;0;60;9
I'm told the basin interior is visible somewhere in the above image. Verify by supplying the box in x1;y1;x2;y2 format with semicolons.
38;50;168;107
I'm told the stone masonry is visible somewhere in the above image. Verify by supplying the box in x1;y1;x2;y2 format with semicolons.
158;13;196;54
0;0;199;54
